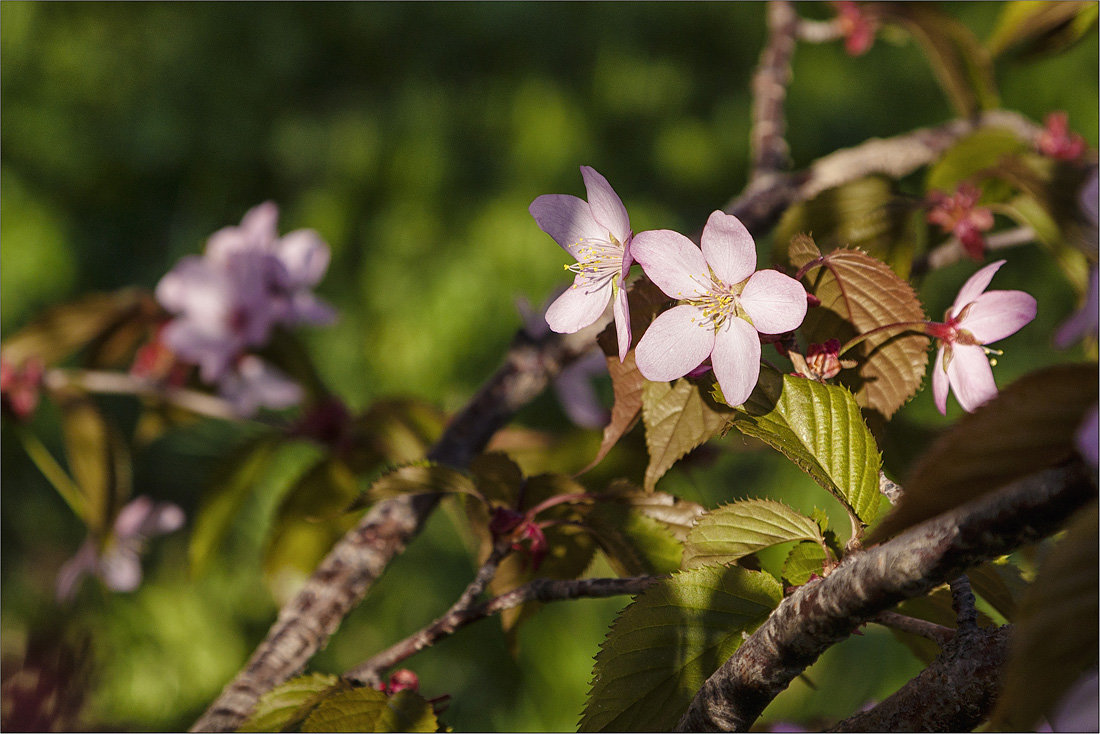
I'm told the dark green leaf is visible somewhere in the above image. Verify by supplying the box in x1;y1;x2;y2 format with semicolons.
925;128;1029;200
871;364;1098;541
302;687;437;733
729;369;883;527
682;499;825;570
641;378;733;491
362;461;479;505
468;452;525;505
238;673;345;733
579;565;782;732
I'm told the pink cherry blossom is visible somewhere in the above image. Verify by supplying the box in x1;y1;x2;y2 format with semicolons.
832;1;878;56
927;260;1037;414
56;496;185;602
927;184;995;261
631;210;808;407
217;355;303;418
1035;112;1087;162
530;166;634;361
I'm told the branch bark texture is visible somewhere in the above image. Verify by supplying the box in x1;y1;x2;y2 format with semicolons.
190;324;604;732
749;1;798;179
676;460;1094;732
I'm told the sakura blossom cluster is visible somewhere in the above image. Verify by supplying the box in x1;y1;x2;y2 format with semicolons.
155;202;336;416
530;167;807;408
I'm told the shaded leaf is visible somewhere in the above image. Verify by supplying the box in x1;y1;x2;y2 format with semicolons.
729;369;882;527
469;452;525;505
992;504;1098;731
302;687;437;733
579;565;783;732
791;237;929;420
987;1;1098;58
238;673;344;733
352;398;447;471
642;378;733;491
580;351;645;474
682;499;825;570
883;4;999;116
968;559;1028;622
925;128;1030;200
585;500;683;576
601;479;706;542
782;541;828;586
1;289;153;368
362;462;479;506
57;392;131;534
871;364;1097;541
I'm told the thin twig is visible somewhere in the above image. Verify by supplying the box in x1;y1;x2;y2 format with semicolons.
346;573;660;686
878;472;903;505
913;226;1037;277
873;610;955;647
796;18;843;44
949;574;979;633
43;367;245;422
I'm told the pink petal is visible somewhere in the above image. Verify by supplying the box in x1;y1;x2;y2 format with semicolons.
700;210;757;286
630;230;709;300
946;344;997;412
951;260;1006;315
932;346;949;415
529;194;605;259
277;230;330;288
740;270;808;334
554;352;609;429
960;290;1036;344
613;281;632;362
100;548;143;592
634;305;715;382
544;279;612;334
710;318;762;407
240;201;280;241
581;166;631;243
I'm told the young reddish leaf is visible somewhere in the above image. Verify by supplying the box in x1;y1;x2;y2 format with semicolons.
730;369;883;528
641;378;733;491
57;392;131;534
238;672;345;733
302;687;437;733
992;504;1098;731
791;236;929;420
578;565;782;732
871;364;1098;541
682;499;826;570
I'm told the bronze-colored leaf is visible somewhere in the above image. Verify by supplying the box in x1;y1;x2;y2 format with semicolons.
641;378;733;491
57;392;131;534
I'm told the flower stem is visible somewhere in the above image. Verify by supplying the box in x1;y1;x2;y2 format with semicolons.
837;321;932;357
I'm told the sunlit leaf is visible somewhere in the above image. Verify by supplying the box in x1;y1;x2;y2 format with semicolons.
641;378;733;491
57;392;131;534
302;687;437;733
870;364;1097;541
968;559;1028;622
991;504;1098;731
925;128;1030;200
883;4;999;116
681;499;825;570
238;673;344;733
579;565;782;732
987;1;1098;58
790;236;929;420
781;541;828;586
729;369;882;528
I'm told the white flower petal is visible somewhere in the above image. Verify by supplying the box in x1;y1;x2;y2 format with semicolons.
710;318;762;407
631;230;709;300
700;210;757;286
740;270;808;334
634;305;715;382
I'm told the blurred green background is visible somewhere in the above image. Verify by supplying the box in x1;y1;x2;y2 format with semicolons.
1;3;1096;731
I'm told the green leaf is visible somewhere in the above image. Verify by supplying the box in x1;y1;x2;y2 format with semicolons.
992;504;1099;731
363;461;479;505
883;4;999;116
968;560;1028;622
57;392;131;534
579;565;783;732
729;370;882;527
987;1;1098;58
353;398;447;470
925;128;1030;198
774;176;918;276
1;288;153;368
302;687;438;733
238;673;345;733
781;541;828;586
468;452;525;505
641;378;733;491
871;364;1098;541
681;499;825;570
790;237;929;421
585;500;684;576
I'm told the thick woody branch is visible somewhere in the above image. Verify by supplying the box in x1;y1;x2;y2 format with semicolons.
830;625;1011;732
676;460;1094;732
750;1;799;179
346;574;660;686
190;320;606;732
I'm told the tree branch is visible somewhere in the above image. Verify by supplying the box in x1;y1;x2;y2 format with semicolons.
872;611;954;647
675;460;1095;732
189;320;607;732
346;574;660;686
750;1;798;180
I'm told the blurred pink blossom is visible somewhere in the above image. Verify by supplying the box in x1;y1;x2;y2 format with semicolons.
0;357;44;421
530;166;635;361
927;260;1036;414
927;184;995;261
1055;266;1098;349
1036;112;1087;161
832;1;878;56
56;496;185;602
632;210;807;407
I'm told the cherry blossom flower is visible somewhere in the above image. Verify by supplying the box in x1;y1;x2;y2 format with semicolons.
926;260;1037;414
1035;112;1087;162
530;166;634;361
217;355;303;418
0;357;44;420
56;496;185;602
832;1;878;56
631;210;808;407
927;184;995;261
